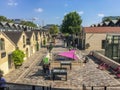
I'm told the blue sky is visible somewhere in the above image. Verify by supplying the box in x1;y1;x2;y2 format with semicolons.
0;0;120;26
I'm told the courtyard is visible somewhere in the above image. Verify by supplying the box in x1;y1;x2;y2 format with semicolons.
4;39;120;89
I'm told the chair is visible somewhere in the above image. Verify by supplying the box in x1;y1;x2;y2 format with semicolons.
116;73;120;78
110;66;120;74
97;62;109;70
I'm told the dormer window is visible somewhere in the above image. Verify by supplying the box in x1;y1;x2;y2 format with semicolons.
33;35;34;41
0;38;5;50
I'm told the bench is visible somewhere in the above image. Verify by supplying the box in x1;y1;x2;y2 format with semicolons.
51;68;67;81
60;61;72;70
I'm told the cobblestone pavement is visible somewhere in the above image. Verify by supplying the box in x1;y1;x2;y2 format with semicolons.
5;48;48;82
4;39;120;89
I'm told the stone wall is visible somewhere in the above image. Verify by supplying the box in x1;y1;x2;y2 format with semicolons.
92;51;120;69
0;33;16;75
85;33;106;51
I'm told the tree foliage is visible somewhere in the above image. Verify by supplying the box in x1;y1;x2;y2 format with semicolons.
12;50;25;66
0;15;37;27
0;16;14;23
21;21;37;27
61;11;82;34
49;25;59;35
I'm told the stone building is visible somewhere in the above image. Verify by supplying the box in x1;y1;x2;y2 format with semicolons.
33;30;41;51
0;32;16;75
83;27;120;51
25;31;36;56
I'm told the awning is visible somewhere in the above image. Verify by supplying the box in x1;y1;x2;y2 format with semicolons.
58;50;78;60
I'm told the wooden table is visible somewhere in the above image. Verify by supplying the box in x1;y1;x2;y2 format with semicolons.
52;68;67;81
60;61;72;70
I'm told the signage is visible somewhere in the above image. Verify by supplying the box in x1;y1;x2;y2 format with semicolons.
1;52;6;58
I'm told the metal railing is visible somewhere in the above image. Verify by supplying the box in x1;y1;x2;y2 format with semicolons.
82;84;120;90
5;82;51;90
4;82;71;90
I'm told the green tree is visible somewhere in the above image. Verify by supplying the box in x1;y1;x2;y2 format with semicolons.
0;16;8;22
61;11;82;34
21;21;37;27
103;18;112;22
12;50;25;67
49;25;59;35
0;16;14;23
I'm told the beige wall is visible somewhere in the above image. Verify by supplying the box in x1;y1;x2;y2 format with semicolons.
30;32;36;54
37;32;41;49
0;33;16;75
85;33;106;51
17;32;27;52
17;32;28;60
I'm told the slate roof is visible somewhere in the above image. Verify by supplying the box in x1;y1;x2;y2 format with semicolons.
84;27;120;33
3;31;23;44
25;31;33;38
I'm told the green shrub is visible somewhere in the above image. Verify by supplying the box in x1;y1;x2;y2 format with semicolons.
43;39;46;45
12;50;25;66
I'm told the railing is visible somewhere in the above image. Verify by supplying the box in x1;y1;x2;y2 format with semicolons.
5;82;51;90
4;82;71;90
82;84;120;90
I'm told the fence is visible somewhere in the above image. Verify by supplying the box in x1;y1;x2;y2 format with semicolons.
82;84;120;90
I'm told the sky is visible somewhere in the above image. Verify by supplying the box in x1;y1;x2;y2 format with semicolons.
0;0;120;27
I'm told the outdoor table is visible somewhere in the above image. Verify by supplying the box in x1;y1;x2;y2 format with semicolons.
52;67;67;81
60;61;72;70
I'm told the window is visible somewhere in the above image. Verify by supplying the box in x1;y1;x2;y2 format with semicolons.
33;35;34;41
23;35;25;43
112;44;118;59
102;40;106;49
0;38;5;50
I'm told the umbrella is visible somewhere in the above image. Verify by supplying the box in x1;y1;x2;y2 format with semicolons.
58;50;78;60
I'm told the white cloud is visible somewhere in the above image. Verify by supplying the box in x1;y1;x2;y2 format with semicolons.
78;11;84;15
32;17;39;20
56;17;60;19
64;4;68;7
64;12;67;16
7;0;18;6
98;13;105;17
34;8;43;13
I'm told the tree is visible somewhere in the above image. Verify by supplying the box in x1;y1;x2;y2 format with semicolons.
61;11;82;34
103;18;112;22
0;16;7;22
21;21;37;27
12;50;25;67
49;25;59;35
0;16;14;23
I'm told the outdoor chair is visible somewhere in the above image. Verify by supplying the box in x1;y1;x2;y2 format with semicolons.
110;66;120;74
97;62;109;70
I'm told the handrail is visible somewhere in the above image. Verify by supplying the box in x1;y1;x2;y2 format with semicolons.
6;82;51;90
